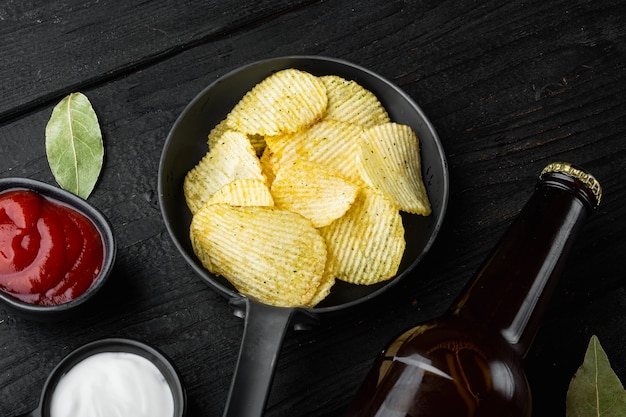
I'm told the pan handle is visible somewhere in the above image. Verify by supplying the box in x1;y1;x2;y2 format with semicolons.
223;297;295;417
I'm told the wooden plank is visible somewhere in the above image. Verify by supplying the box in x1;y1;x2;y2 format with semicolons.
0;0;316;121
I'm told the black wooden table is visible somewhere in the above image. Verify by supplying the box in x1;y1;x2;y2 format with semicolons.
1;1;625;416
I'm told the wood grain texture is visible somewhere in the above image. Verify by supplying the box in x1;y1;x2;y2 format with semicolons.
0;0;318;121
1;0;625;416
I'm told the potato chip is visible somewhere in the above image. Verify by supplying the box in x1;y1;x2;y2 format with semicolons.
247;134;266;156
225;69;327;136
320;75;390;127
319;187;405;285
265;120;365;186
190;204;326;307
184;130;265;214
207;178;274;207
207;119;229;149
306;270;335;307
271;160;359;228
263;131;300;169
299;120;366;185
358;123;432;215
209;119;266;156
264;130;312;183
259;146;279;186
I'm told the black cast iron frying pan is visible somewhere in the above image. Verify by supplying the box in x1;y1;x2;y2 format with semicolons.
158;56;449;417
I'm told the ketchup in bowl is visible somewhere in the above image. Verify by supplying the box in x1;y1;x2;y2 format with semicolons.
0;189;104;306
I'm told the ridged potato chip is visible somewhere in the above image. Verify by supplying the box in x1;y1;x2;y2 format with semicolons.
209;120;266;156
306;271;335;307
259;147;279;186
190;204;326;307
207;119;229;149
263;131;300;170
358;123;432;215
271;160;359;227
320;75;390;127
295;120;366;185
207;178;274;207
319;187;405;285
225;69;327;136
184;130;265;214
265;120;365;185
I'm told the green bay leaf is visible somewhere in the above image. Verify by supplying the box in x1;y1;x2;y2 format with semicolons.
566;335;626;417
45;92;103;199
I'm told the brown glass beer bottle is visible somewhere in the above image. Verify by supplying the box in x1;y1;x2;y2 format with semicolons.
344;162;602;417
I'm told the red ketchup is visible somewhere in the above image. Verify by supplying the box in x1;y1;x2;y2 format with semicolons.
0;189;104;306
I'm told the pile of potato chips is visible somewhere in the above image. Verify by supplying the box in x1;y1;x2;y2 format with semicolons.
184;69;431;307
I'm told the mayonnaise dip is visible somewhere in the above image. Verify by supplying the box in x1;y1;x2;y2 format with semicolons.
49;351;175;417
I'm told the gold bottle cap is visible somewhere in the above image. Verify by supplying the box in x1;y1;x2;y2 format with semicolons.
540;162;602;207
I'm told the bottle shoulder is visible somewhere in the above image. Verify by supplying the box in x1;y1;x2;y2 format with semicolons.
386;317;514;358
357;319;532;417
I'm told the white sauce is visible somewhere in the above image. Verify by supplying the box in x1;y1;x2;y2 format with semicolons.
49;351;175;417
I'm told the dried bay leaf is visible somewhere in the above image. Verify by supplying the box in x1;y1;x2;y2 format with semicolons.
45;92;103;199
566;335;626;417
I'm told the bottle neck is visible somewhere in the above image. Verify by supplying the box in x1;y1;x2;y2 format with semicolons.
451;172;595;357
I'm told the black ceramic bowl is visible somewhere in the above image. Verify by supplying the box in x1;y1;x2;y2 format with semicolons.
158;56;449;417
0;178;116;321
158;56;448;311
18;338;186;417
